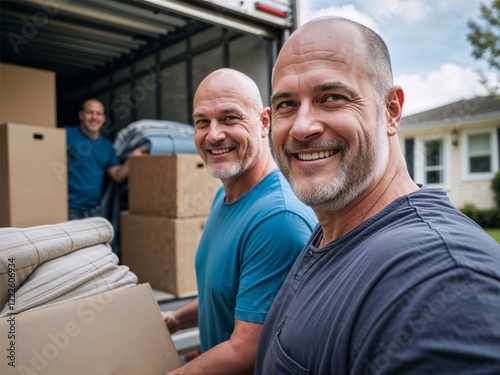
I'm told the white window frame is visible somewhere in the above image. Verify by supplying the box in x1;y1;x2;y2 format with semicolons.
414;135;452;188
461;128;498;181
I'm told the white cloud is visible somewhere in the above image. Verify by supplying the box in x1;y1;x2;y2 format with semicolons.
297;0;431;28
397;64;491;116
297;3;379;30
354;0;430;24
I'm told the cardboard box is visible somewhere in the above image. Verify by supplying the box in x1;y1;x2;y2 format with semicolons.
0;284;182;374
0;63;57;127
121;212;206;296
0;123;68;227
128;154;221;218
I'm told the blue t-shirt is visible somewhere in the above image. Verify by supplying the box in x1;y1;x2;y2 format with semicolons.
195;169;317;352
256;187;500;374
65;126;120;210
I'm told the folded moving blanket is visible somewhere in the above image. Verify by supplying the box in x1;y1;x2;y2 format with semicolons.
113;119;195;160
0;218;137;316
137;134;197;155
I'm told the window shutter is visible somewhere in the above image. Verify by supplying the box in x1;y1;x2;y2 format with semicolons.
405;138;415;180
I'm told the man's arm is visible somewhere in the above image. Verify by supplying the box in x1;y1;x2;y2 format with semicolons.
166;319;262;375
107;146;148;183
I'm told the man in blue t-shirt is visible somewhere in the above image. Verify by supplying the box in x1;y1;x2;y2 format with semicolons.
65;98;147;220
161;69;317;374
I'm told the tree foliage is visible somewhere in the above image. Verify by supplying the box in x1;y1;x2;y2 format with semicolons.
467;0;500;94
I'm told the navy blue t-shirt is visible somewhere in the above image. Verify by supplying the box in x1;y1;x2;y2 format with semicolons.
256;187;500;374
65;126;120;210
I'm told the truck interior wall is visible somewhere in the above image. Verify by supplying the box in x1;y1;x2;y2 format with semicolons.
135;54;159;121
60;26;273;140
161;62;188;125
135;75;157;121
112;84;134;133
229;35;270;107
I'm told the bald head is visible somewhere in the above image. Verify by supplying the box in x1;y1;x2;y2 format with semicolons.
194;68;264;115
274;16;393;107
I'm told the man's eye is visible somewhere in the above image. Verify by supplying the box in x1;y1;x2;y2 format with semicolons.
195;119;209;127
323;94;344;102
223;116;239;124
276;101;295;110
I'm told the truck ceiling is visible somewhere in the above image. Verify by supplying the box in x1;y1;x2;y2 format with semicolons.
0;0;294;80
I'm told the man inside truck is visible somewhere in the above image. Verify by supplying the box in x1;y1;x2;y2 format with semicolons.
161;68;317;374
65;98;148;220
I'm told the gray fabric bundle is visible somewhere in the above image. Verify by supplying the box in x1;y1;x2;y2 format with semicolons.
0;217;137;317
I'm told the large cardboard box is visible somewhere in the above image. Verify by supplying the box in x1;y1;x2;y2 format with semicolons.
128;154;221;218
0;284;182;374
0;123;68;227
0;63;57;127
121;212;205;296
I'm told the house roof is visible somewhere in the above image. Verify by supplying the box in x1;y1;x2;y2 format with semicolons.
402;95;500;126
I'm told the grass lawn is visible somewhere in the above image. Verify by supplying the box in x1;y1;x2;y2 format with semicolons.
485;228;500;243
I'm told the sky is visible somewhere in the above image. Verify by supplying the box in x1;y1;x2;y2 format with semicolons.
296;0;496;116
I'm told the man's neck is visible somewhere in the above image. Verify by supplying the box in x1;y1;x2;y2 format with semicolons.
223;153;277;204
79;124;100;140
315;155;419;246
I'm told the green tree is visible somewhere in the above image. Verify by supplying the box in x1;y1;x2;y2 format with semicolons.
467;0;500;95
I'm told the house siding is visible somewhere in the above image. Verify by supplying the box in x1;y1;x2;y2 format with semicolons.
448;180;495;209
448;145;494;209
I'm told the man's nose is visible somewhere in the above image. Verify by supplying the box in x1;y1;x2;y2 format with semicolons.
290;103;323;141
206;121;226;143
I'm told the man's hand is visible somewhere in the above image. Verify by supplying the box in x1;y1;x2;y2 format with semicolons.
129;146;149;157
161;311;181;334
107;146;149;183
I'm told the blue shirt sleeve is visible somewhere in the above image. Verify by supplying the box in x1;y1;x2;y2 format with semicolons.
107;144;120;168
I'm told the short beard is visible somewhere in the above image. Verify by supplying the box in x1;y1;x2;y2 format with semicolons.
204;136;263;180
207;159;243;179
275;116;388;212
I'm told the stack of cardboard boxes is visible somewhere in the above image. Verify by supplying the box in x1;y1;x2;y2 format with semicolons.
0;63;67;227
0;64;184;373
121;154;221;297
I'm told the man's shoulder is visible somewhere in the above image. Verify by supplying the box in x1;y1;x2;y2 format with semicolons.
270;169;312;206
261;168;291;192
253;169;315;219
64;126;83;145
63;125;79;135
256;169;293;203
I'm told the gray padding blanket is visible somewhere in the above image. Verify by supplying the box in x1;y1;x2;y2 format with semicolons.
0;218;137;317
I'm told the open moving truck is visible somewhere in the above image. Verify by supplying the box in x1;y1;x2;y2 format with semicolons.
1;0;296;357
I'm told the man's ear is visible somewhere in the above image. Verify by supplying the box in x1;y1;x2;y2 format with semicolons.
261;107;271;138
386;86;404;136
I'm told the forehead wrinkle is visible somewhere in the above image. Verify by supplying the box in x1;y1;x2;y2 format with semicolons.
274;51;353;89
314;81;354;94
270;81;355;107
192;105;243;119
220;106;241;114
279;52;353;73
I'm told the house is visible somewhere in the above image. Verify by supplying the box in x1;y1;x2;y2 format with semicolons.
399;95;500;209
